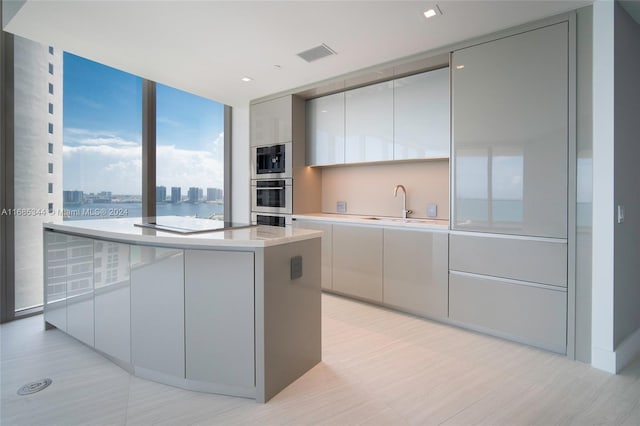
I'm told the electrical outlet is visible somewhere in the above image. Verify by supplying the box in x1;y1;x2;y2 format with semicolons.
337;201;347;213
427;203;438;218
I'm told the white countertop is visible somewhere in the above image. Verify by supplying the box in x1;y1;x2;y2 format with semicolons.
292;213;449;231
44;217;322;248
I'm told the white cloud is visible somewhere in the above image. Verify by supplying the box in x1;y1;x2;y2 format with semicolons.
64;127;140;147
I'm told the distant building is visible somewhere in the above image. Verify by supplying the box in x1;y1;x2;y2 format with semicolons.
156;186;167;202
197;188;203;201
171;187;181;203
188;187;200;203
94;191;112;203
207;187;222;201
63;190;83;204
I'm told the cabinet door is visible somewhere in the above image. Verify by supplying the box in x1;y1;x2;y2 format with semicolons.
131;246;185;377
345;81;394;163
185;250;254;388
394;68;450;160
449;272;567;354
44;231;68;331
383;229;448;318
332;224;383;301
306;92;345;165
250;96;292;146
94;240;131;363
293;220;333;290
452;23;568;238
65;236;94;347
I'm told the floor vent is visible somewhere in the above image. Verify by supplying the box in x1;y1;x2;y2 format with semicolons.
297;44;337;63
17;378;52;395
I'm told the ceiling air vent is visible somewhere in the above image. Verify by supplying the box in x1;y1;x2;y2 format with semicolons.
297;44;337;63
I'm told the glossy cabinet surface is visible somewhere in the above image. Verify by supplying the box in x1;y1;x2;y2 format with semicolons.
250;96;292;147
332;224;383;301
383;229;448;318
185;249;255;388
449;272;567;354
450;233;567;287
345;81;394;163
394;67;450;160
65;236;95;347
306;92;345;165
452;22;568;238
130;246;185;377
293;219;333;290
94;240;131;363
44;231;68;331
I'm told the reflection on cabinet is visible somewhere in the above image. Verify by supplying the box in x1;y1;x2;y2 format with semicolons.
345;81;394;163
383;229;448;318
185;250;255;389
306;92;345;166
332;224;383;302
250;96;292;147
65;236;94;347
449;272;567;353
44;231;68;331
130;246;185;378
452;22;568;238
94;240;131;363
293;219;333;290
394;67;450;160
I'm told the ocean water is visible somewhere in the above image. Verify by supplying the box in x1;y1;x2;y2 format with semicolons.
62;202;224;221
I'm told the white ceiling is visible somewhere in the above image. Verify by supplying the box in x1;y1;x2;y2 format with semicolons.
4;0;596;107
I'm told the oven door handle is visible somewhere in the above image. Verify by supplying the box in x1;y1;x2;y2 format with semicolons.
256;187;285;190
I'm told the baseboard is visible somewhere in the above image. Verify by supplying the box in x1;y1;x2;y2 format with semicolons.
591;326;640;374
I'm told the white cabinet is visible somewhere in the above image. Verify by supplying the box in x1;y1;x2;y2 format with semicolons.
345;81;394;163
332;224;383;302
383;229;448;318
293;219;333;290
449;272;567;353
452;22;568;238
306;92;345;165
250;96;292;147
44;231;68;331
184;250;255;389
65;236;94;347
130;246;185;378
94;240;131;363
394;68;450;160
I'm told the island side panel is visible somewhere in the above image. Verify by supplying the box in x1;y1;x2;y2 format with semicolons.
255;237;322;402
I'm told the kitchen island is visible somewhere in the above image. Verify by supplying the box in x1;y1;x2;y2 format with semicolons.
43;217;322;403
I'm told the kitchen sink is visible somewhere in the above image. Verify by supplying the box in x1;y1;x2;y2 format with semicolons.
362;217;440;224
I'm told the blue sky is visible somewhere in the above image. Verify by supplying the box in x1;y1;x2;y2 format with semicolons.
63;52;224;195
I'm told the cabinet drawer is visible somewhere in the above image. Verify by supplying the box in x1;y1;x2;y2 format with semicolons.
450;234;567;287
449;272;566;353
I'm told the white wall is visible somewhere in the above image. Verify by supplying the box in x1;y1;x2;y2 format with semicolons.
231;105;250;224
613;1;640;352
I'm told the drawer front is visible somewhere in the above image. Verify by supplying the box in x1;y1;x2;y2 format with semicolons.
450;234;567;287
449;272;566;353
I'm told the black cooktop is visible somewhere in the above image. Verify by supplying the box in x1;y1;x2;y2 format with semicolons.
134;216;254;235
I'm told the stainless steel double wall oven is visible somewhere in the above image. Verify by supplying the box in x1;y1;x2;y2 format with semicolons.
251;142;293;226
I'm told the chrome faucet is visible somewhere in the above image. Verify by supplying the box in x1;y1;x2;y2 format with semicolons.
393;184;413;220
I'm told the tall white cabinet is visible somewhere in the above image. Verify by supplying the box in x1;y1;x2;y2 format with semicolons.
449;22;570;354
305;92;345;166
451;22;568;238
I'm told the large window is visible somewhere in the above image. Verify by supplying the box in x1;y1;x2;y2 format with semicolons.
63;53;142;220
155;84;225;219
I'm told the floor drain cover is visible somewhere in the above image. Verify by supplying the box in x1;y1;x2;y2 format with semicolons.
17;378;52;395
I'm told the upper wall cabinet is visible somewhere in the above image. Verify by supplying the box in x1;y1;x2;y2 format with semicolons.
345;81;394;163
394;67;450;160
306;92;345;166
250;96;292;147
451;22;569;238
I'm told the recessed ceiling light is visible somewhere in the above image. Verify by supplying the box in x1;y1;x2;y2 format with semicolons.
423;5;442;19
456;65;465;70
241;76;253;82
